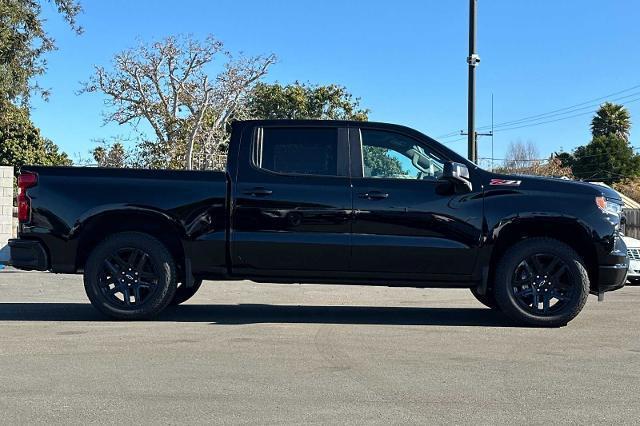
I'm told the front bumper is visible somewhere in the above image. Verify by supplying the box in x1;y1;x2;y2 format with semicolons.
596;235;628;293
8;239;49;271
598;263;628;292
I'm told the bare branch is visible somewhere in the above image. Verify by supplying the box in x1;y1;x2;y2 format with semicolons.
132;68;166;143
81;35;274;170
186;77;213;169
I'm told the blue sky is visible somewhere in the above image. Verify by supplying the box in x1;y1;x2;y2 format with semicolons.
31;0;640;166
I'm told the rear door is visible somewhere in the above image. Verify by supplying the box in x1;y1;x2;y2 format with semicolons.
349;126;482;281
231;125;352;277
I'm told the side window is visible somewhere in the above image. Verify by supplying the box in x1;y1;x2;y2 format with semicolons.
360;129;444;180
255;127;338;176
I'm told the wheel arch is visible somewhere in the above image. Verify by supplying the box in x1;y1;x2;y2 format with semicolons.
75;208;186;273
488;217;598;289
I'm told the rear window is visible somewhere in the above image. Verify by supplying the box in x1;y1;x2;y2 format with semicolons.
255;127;338;176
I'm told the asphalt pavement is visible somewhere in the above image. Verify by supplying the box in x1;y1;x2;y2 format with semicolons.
0;270;639;424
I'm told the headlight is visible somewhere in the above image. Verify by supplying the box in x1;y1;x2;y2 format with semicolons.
596;196;622;216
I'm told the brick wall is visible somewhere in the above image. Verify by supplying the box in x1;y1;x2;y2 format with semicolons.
0;166;14;263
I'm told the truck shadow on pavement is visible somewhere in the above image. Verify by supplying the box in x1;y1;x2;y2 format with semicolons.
0;303;518;327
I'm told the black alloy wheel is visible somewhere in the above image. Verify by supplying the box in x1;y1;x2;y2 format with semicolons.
98;247;160;307
510;253;574;315
494;238;589;327
84;232;177;320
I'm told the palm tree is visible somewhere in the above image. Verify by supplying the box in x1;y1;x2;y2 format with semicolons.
591;102;631;141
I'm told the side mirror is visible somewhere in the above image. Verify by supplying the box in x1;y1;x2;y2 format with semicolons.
440;161;472;193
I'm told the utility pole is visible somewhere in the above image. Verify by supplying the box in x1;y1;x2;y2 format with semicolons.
467;0;481;163
490;93;494;171
460;129;492;165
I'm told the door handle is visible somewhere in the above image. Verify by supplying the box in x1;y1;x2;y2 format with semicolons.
243;187;273;197
358;191;389;200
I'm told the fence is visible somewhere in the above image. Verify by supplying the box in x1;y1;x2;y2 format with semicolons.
623;209;640;239
190;153;227;171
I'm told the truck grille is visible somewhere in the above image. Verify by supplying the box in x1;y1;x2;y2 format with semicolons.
628;248;640;260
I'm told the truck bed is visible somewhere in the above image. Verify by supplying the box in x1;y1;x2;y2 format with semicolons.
18;166;228;274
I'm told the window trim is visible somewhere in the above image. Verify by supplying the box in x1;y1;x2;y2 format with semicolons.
350;127;449;181
250;125;350;178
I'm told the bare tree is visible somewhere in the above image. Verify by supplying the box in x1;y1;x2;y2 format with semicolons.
504;140;540;169
81;35;275;169
494;156;574;178
496;140;573;178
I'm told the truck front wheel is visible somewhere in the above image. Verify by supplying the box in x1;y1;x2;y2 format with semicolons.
83;232;177;320
493;238;590;327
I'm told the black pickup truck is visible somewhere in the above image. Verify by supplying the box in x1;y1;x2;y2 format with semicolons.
9;120;628;326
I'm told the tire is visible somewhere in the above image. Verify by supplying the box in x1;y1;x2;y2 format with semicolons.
170;279;203;305
628;277;640;286
83;232;177;320
470;287;499;310
493;238;589;327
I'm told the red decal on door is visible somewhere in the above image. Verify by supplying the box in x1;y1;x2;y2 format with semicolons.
490;179;521;186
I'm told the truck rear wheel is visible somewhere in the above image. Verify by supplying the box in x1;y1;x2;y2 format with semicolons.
494;238;589;327
83;232;177;320
170;279;203;305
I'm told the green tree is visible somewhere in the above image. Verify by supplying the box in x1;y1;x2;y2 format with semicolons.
591;102;631;142
248;82;403;177
572;134;640;183
0;0;82;105
554;151;575;168
0;101;71;172
362;147;405;177
248;82;369;121
92;141;127;168
571;103;638;183
0;1;78;176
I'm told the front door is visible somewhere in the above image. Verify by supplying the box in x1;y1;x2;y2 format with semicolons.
350;127;483;281
231;125;352;277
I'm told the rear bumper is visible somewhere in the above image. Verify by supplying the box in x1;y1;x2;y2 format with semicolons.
596;235;628;293
8;239;48;271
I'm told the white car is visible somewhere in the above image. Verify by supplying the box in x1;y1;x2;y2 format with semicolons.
623;236;640;284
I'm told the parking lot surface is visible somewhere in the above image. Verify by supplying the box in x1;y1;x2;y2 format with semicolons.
0;270;639;424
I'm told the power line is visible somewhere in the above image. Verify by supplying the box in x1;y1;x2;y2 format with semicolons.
486;92;640;132
440;136;467;144
437;131;463;139
477;84;640;131
578;169;637;180
480;146;640;162
492;96;640;133
436;83;640;139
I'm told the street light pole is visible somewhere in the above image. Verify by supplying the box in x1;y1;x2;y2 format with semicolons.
467;0;480;163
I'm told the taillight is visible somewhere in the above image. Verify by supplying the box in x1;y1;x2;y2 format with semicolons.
17;172;38;222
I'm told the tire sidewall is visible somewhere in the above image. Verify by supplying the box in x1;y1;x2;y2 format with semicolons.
84;232;177;320
494;239;589;327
